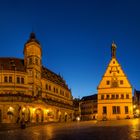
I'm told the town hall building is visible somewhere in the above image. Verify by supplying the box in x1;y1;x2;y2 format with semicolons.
0;32;74;124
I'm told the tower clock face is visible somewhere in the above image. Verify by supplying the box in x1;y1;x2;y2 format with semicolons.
111;75;118;87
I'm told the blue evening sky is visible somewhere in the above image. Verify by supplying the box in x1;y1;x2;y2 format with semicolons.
0;0;140;98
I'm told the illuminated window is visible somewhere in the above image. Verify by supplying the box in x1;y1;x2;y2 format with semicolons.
4;76;8;83
9;76;12;83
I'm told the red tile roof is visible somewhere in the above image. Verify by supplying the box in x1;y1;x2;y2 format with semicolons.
0;57;69;90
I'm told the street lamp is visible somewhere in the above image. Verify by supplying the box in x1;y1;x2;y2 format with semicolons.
133;105;136;109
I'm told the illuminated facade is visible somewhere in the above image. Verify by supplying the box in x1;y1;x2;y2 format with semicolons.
0;33;73;123
80;94;97;121
97;42;133;120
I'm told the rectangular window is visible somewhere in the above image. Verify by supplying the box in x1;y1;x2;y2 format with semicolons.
21;78;24;84
106;80;110;85
17;77;20;84
101;95;104;99
121;94;124;99
4;76;8;83
111;94;115;99
117;106;120;114
46;84;48;90
120;80;123;85
49;85;51;91
126;94;129;99
54;87;55;93
56;88;58;93
103;106;107;114
112;106;120;114
106;94;109;99
112;106;116;114
9;76;12;83
116;94;119;99
125;106;129;114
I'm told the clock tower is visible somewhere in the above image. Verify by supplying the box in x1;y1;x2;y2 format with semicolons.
24;32;42;97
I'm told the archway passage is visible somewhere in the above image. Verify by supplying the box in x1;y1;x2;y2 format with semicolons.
21;107;31;123
35;108;43;123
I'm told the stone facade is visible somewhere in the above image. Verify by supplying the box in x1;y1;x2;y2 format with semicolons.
97;42;133;120
0;33;74;123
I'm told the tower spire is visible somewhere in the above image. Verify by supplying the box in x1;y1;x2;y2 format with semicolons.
111;41;117;58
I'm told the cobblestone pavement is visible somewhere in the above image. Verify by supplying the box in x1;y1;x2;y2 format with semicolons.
0;119;140;140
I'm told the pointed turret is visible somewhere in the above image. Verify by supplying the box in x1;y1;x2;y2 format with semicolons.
25;32;40;45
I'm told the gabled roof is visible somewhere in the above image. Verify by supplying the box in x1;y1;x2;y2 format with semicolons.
81;94;97;101
134;89;140;95
42;66;70;90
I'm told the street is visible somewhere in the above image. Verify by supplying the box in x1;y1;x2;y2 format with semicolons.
0;119;140;140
